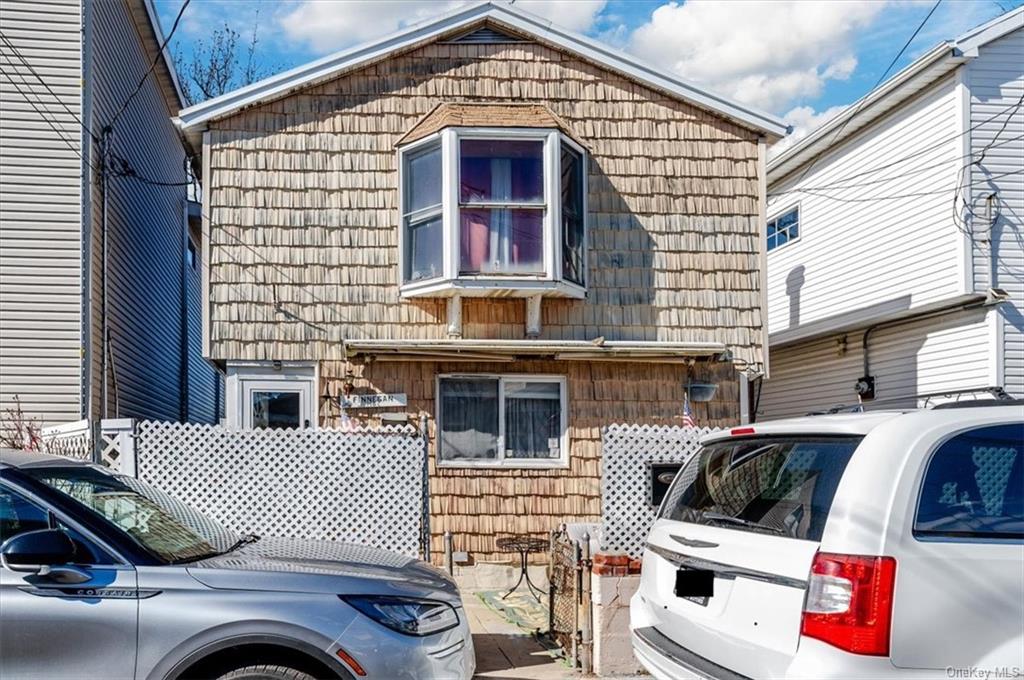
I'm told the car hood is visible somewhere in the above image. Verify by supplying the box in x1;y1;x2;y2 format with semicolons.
186;536;459;600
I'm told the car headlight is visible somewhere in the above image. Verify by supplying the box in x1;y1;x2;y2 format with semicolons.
340;595;459;636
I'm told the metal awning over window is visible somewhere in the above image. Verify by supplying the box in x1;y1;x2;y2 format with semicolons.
343;339;728;363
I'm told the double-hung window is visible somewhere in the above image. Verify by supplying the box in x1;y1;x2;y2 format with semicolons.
399;128;587;297
437;375;568;468
767;206;800;252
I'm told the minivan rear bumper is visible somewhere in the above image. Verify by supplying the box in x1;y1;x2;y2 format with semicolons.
632;627;751;680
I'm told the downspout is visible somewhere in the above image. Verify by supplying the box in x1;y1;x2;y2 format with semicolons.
80;0;94;421
179;200;190;422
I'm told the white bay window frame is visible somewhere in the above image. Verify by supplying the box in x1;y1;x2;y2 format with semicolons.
397;127;587;298
435;373;569;469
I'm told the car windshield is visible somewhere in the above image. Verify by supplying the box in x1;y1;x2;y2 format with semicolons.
23;465;237;564
659;436;862;541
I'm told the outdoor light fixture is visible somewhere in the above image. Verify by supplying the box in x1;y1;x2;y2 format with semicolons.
686;381;719;402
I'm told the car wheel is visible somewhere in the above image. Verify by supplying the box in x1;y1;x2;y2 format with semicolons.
215;664;318;680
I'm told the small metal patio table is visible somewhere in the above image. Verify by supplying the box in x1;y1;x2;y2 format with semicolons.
495;535;549;602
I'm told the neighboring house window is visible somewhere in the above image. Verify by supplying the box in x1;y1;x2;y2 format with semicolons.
914;423;1023;541
399;129;587;296
767;206;799;251
437;375;568;467
186;238;197;270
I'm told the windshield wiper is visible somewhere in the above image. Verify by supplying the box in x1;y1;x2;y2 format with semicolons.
221;533;261;555
700;511;784;535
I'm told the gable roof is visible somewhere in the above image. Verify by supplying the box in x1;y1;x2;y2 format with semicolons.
768;5;1024;185
174;1;787;146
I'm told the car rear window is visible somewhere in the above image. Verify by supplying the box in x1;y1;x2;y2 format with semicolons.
915;423;1023;541
659;436;862;541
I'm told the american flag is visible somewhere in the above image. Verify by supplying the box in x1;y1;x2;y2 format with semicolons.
682;393;696;428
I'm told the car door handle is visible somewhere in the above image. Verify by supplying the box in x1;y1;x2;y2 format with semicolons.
37;565;92;584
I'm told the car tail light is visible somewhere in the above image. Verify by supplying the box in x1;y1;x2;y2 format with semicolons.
730;427;755;436
801;552;897;656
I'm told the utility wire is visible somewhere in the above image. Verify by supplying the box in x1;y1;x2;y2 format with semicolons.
108;0;191;127
796;168;1023;203
769;92;1024;198
780;133;1023;195
784;0;944;190
0;55;101;173
0;30;99;142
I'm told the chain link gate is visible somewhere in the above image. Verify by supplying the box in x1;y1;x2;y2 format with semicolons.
547;525;592;669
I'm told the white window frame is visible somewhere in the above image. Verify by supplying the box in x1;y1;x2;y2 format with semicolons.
397;127;587;299
435;373;569;469
225;361;317;430
767;204;800;253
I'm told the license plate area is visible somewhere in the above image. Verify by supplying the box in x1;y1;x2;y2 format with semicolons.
675;568;714;605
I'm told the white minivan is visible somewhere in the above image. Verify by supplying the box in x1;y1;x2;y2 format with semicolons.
631;403;1023;679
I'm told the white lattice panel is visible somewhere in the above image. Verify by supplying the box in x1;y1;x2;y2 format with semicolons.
135;421;425;556
601;424;721;557
41;420;92;461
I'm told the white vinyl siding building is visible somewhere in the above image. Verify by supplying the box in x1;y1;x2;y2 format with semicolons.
760;8;1023;420
965;26;1024;399
0;0;84;425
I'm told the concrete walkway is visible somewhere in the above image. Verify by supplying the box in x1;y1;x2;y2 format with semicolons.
465;594;577;680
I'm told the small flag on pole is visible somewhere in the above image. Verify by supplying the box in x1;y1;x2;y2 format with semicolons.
682;393;696;428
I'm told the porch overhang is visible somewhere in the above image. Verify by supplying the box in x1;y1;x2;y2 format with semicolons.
343;339;728;363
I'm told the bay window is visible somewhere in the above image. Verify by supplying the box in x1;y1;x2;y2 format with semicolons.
399;128;587;297
437;375;568;468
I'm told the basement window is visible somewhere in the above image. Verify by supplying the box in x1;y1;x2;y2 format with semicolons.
437;375;568;468
399;129;587;298
767;206;800;252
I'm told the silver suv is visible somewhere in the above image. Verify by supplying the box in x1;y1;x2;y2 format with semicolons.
0;449;474;680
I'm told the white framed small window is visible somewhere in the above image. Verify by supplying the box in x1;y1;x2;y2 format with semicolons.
436;374;568;469
398;128;587;298
767;205;800;252
226;362;317;430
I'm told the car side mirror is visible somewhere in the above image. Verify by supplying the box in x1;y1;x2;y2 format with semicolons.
0;529;76;574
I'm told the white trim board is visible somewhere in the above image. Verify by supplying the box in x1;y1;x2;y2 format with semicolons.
174;1;787;143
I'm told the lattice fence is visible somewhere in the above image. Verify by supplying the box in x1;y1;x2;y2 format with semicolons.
601;424;721;557
132;421;426;557
40;420;92;460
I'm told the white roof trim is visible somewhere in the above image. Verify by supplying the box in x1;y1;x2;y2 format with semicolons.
174;0;787;138
141;0;186;109
769;6;1024;182
345;338;727;358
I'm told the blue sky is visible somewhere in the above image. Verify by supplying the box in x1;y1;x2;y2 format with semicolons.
156;0;1023;142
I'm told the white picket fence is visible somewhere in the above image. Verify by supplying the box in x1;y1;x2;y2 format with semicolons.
600;423;721;557
43;419;427;557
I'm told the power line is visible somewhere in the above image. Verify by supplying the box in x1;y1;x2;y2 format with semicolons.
769;93;1024;198
786;0;944;190
796;167;1023;204
776;132;1024;197
108;0;191;127
0;54;99;173
0;30;99;143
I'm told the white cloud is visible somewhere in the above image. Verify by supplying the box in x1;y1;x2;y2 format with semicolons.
513;1;607;34
769;104;848;156
629;0;884;113
280;0;606;54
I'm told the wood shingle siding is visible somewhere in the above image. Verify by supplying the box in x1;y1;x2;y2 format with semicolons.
204;40;765;367
322;358;739;562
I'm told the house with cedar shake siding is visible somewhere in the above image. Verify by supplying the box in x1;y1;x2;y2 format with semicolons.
176;2;787;563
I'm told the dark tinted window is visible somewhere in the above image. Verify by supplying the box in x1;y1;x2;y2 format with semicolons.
915;423;1023;540
660;437;862;541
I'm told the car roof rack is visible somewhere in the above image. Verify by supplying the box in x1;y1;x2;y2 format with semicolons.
807;387;1016;416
